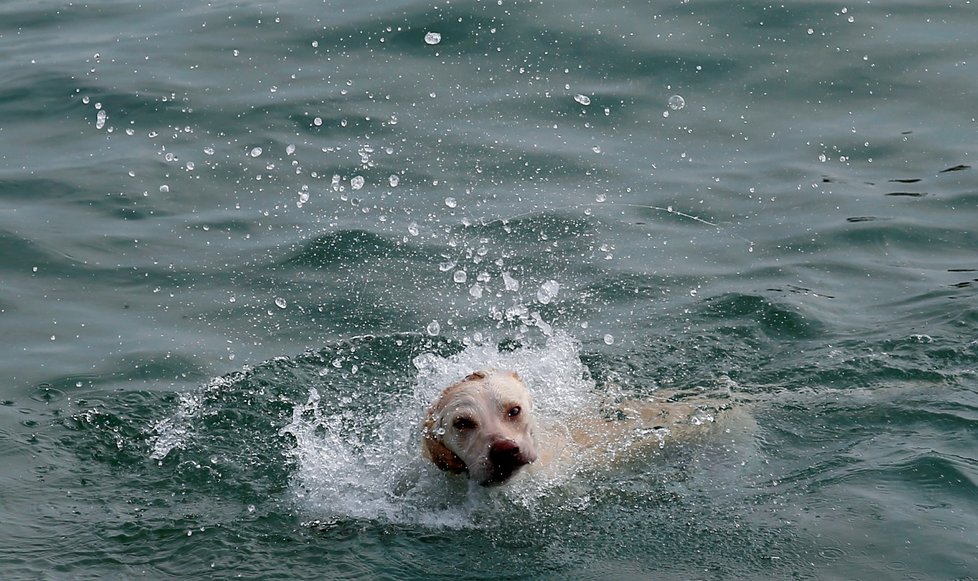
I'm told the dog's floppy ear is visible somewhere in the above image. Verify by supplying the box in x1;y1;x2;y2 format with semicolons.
421;413;467;474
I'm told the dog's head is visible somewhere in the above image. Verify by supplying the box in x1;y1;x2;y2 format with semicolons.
422;369;538;486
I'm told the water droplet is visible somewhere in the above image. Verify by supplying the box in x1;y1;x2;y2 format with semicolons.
250;147;263;158
444;197;457;208
468;283;483;299
274;297;287;309
668;95;686;110
313;117;323;126
592;145;601;154
204;147;215;155
95;109;107;129
603;334;615;345
286;144;296;155
453;270;467;283
424;32;442;45
502;272;520;291
351;176;365;190
407;222;419;236
426;320;440;335
388;174;399;187
574;94;591;106
159;184;169;193
537;280;560;304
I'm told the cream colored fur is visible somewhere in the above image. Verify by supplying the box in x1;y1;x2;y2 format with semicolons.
422;369;742;486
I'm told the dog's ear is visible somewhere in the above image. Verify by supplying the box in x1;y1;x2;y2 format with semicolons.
423;436;467;474
464;370;487;382
421;414;467;474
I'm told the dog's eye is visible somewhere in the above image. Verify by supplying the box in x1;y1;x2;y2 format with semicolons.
507;406;521;418
452;417;475;430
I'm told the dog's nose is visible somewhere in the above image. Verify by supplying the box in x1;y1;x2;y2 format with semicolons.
488;439;527;466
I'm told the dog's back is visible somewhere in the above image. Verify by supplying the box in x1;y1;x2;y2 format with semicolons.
525;390;757;481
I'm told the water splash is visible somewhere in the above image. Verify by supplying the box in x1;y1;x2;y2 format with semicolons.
148;373;242;460
536;280;560;304
502;271;521;292
281;332;600;526
149;391;203;461
146;332;754;531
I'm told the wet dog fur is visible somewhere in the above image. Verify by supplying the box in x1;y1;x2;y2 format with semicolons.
421;369;738;486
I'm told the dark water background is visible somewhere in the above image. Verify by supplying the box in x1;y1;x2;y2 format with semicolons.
2;0;977;578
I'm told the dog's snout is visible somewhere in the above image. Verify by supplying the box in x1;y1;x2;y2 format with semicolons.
489;439;526;464
480;437;533;485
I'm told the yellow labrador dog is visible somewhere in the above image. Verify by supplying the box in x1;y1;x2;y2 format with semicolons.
422;368;736;486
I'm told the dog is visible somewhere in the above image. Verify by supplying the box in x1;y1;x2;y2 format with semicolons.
421;369;736;486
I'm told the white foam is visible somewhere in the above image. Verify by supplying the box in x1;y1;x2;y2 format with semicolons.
412;331;598;421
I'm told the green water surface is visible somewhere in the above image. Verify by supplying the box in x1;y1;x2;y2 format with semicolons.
1;0;976;578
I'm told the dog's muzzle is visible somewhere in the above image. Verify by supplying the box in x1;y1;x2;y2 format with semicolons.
482;439;532;486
